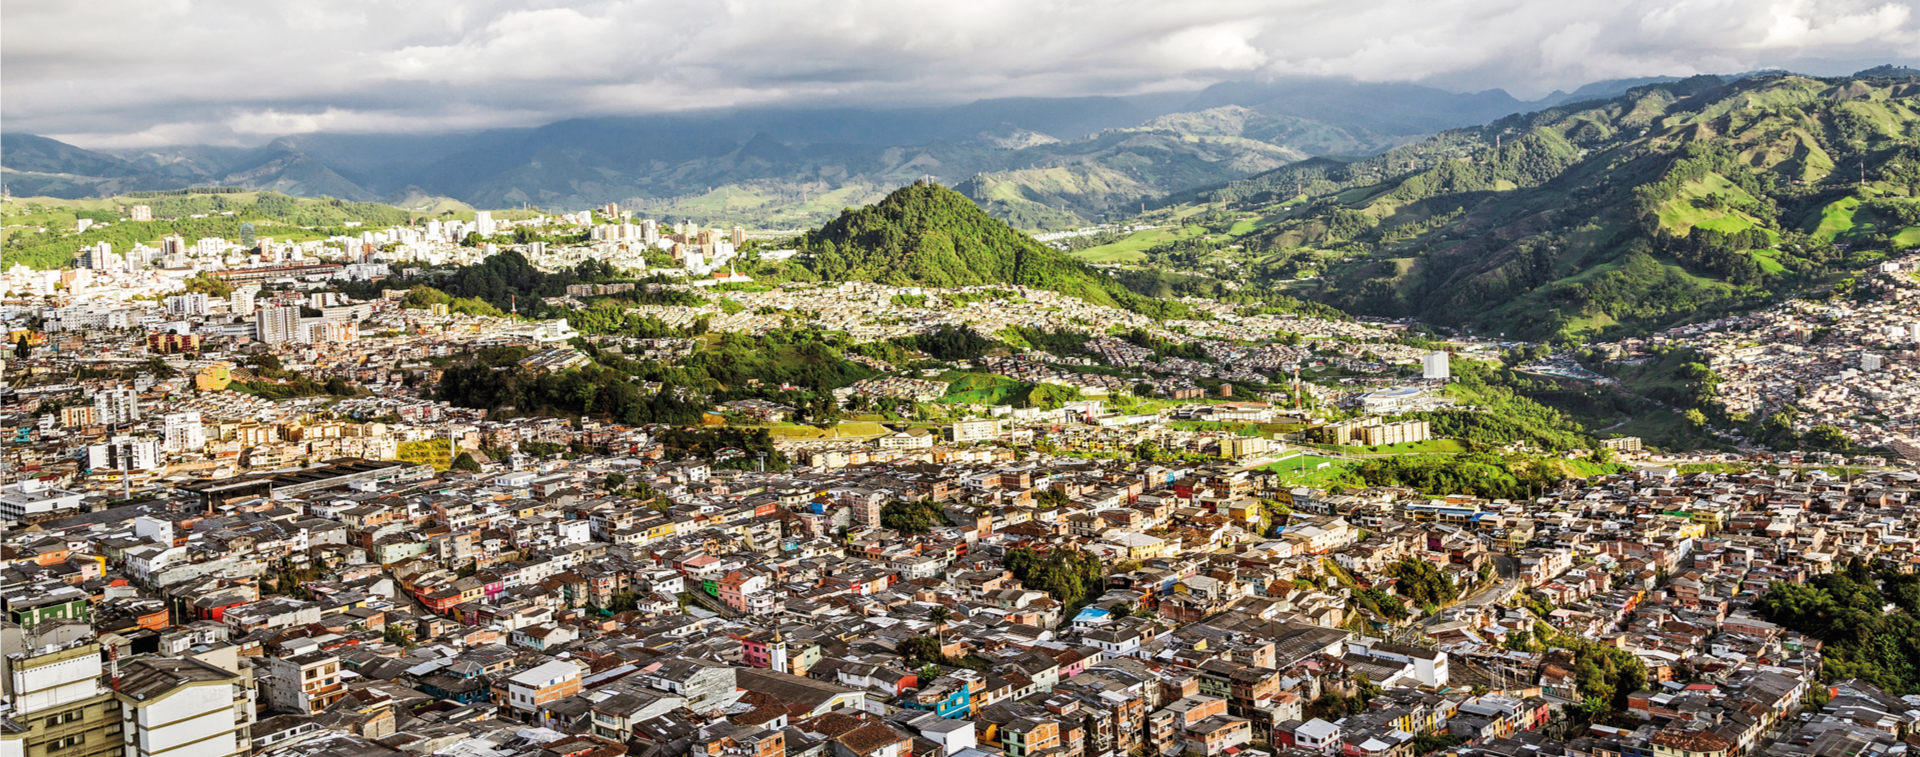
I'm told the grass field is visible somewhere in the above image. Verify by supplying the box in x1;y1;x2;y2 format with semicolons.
1070;224;1206;263
1893;226;1920;248
1749;248;1787;275
765;421;891;439
942;373;1030;405
1263;455;1355;487
394;439;452;471
1325;439;1468;455
1809;196;1861;240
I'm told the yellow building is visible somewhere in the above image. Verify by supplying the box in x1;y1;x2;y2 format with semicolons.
195;362;233;391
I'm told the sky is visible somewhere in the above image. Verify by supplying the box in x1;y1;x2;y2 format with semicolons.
7;0;1920;149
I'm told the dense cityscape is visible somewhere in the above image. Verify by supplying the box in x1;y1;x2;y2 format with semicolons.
9;4;1920;757
3;188;1917;757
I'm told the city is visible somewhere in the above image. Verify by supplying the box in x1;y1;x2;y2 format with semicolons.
7;5;1920;757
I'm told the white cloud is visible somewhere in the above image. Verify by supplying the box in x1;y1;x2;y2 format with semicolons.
7;0;1920;147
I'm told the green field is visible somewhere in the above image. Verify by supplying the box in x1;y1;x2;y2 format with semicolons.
395;439;452;471
765;421;891;439
1655;174;1769;235
1325;439;1468;455
1810;196;1861;240
942;373;1030;405
1070;225;1205;263
1262;455;1356;487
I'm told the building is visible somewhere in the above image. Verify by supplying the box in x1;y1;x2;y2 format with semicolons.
878;430;933;450
0;638;121;757
260;652;345;716
0;480;88;524
1423;351;1451;380
500;659;581;722
255;306;302;345
95;387;141;425
1220;436;1274;459
1315;417;1430;447
231;288;256;316
88;435;162;472
115;656;255;757
129;205;152;221
1862;353;1885;371
146;332;204;355
948;419;1002;443
163;412;207;453
1358;386;1428;412
1601;436;1643;452
59;405;98;427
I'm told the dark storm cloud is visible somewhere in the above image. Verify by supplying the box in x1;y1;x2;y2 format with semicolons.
6;0;1919;147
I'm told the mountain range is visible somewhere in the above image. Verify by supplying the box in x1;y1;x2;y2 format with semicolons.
2;77;1674;229
1113;70;1920;341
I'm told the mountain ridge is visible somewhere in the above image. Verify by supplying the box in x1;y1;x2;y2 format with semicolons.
4;76;1662;228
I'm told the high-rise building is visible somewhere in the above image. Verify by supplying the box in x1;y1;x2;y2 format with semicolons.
87;435;161;472
0;637;122;757
164;411;206;453
641;219;660;245
114;656;256;757
166;293;211;316
1863;353;1885;371
231;287;256;316
731;225;746;246
1423;351;1451;380
475;211;496;236
255;306;302;345
94;387;141;425
129;204;152;221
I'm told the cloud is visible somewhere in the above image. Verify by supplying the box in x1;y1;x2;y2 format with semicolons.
7;0;1920;148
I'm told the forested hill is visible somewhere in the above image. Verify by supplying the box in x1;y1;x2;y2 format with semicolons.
1149;73;1920;342
801;182;1183;316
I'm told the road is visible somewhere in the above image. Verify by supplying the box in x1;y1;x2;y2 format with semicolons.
1422;554;1519;629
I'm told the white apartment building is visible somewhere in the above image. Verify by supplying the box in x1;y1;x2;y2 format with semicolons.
95;387;141;425
88;435;162;472
255;306;302;344
163;412;206;453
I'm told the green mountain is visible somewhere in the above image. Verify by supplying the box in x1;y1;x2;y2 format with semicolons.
800;181;1174;314
1134;74;1920;341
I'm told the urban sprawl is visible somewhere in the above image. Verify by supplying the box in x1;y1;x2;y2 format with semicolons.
3;203;1920;757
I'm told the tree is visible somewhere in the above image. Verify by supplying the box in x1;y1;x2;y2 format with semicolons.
383;624;415;648
605;472;628;488
928;605;950;626
1684;408;1707;429
13;336;28;360
898;636;947;668
882;500;946;534
1804;425;1851;451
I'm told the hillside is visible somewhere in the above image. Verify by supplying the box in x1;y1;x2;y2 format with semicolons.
1113;73;1920;341
3;78;1636;230
1;191;427;269
800;182;1169;314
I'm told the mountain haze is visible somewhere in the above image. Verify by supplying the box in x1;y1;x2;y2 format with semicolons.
4;78;1644;229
